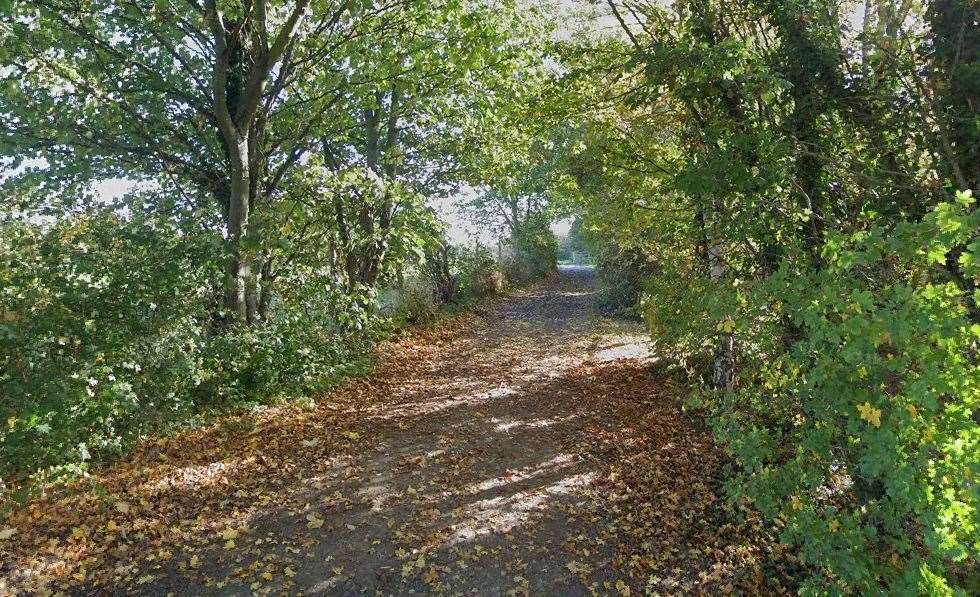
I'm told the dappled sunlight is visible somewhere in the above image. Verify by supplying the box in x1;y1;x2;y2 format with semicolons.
492;415;576;433
447;472;596;545
460;453;575;495
593;338;652;362
144;459;245;493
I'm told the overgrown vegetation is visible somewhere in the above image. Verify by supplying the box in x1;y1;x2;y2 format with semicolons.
555;0;978;593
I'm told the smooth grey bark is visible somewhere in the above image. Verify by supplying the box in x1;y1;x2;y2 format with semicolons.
206;0;309;323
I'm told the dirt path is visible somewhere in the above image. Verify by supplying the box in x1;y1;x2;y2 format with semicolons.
2;267;796;595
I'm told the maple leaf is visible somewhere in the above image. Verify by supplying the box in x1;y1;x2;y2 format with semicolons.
906;404;919;418
115;501;132;514
0;528;16;540
566;560;590;574
340;431;360;440
284;566;296;578
828;520;840;533
856;402;882;427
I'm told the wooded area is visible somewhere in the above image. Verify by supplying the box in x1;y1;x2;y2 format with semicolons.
0;0;977;594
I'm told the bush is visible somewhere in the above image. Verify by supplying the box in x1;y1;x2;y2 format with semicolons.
0;211;215;478
463;249;505;297
379;275;437;325
694;192;979;593
422;243;504;306
0;208;376;481
593;242;658;314
504;215;558;282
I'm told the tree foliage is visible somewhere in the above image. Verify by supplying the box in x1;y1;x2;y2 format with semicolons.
552;0;978;592
0;0;551;481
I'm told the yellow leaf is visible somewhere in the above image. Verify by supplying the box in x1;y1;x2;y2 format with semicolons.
906;404;919;419
189;555;201;568
71;527;87;540
224;539;236;549
220;528;239;541
856;402;882;427
261;571;273;581
0;527;16;540
828;519;840;533
716;320;736;333
340;431;360;440
615;579;631;596
105;520;118;532
115;501;132;514
283;566;295;578
306;513;324;529
790;495;802;510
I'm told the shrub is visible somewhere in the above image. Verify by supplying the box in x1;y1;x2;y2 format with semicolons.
0;211;216;478
422;243;504;305
593;242;658;314
696;192;979;593
462;248;505;297
0;208;377;481
379;275;437;325
505;215;558;282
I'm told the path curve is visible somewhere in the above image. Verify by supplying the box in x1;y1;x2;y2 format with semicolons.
2;267;796;595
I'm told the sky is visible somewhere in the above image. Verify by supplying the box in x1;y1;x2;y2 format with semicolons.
80;178;572;245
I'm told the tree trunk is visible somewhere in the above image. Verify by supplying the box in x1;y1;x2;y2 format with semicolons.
206;0;308;324
708;238;734;391
223;135;256;322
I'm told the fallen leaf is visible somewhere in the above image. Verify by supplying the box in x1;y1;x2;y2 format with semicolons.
307;513;324;529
